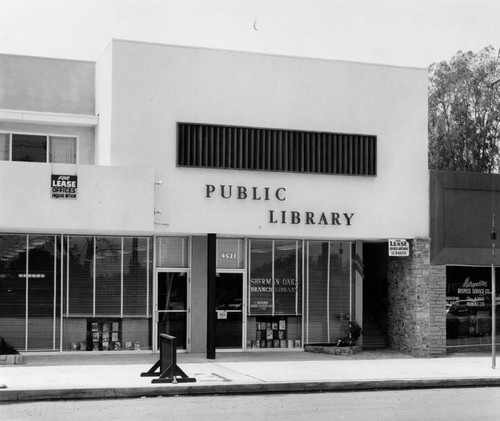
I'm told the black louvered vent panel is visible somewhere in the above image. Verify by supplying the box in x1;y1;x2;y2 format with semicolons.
177;123;376;176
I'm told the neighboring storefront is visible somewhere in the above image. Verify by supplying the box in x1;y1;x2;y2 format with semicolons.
0;41;432;355
431;170;500;352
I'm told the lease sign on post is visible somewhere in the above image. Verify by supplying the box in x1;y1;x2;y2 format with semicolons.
388;239;409;256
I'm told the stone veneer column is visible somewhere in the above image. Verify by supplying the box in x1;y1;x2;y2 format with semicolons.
387;238;446;357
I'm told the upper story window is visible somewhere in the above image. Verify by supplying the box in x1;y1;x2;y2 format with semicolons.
0;132;77;164
177;123;377;176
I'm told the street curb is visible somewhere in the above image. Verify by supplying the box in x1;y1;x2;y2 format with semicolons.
2;378;500;402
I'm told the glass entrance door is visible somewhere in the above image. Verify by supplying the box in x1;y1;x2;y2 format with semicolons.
157;272;188;350
216;272;244;349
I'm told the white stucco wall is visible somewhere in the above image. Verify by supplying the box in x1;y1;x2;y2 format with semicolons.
0;161;155;235
98;40;429;240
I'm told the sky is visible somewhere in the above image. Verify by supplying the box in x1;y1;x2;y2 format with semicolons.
1;0;500;68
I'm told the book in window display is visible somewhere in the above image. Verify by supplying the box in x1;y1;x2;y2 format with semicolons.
279;319;286;330
87;318;122;352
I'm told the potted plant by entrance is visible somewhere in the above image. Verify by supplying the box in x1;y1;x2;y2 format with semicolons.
304;320;363;355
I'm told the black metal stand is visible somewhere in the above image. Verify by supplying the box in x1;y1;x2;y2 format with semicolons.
141;334;196;384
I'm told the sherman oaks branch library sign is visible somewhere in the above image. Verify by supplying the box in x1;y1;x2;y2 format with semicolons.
205;184;355;226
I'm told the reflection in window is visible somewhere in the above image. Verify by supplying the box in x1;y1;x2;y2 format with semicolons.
0;235;27;349
274;241;300;315
305;241;353;344
12;134;46;162
27;236;59;350
123;237;151;316
95;237;122;315
157;272;187;349
67;236;94;315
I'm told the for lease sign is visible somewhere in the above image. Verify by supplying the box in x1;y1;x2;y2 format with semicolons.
388;239;409;257
51;174;77;199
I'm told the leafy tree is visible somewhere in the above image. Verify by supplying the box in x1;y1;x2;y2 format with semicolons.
428;46;500;172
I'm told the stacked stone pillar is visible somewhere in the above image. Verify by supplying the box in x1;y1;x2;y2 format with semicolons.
387;238;446;357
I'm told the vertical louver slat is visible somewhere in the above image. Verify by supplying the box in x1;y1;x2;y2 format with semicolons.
255;128;260;170
327;133;332;174
196;125;202;167
177;124;184;165
279;130;284;171
207;126;212;167
353;136;358;175
266;130;271;170
321;133;326;174
243;128;249;169
249;129;254;169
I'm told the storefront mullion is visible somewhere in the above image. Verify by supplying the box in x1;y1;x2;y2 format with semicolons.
24;234;28;351
52;237;57;350
327;241;331;343
271;240;275;316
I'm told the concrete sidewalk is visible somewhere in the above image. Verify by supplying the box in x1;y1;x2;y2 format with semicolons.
1;350;500;402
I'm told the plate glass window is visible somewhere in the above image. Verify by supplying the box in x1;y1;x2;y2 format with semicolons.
2;133;76;163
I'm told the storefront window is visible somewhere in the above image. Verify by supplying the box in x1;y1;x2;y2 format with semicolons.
123;237;151;316
0;235;59;351
248;239;302;349
304;241;353;344
446;266;500;348
274;240;300;315
65;235;152;351
27;236;59;351
95;237;122;315
67;236;94;315
0;235;27;350
249;239;273;315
